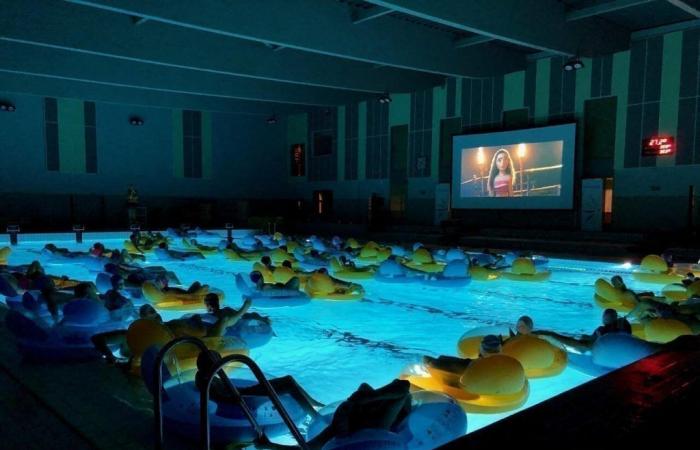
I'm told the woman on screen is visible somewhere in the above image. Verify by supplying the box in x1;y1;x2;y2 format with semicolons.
487;148;515;197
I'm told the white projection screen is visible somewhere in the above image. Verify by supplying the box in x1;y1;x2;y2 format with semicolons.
451;123;576;209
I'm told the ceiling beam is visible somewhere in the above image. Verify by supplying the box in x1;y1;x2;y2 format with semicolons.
631;18;700;40
566;0;654;21
454;35;494;49
351;5;393;24
63;0;526;77
666;0;700;18
0;42;372;106
130;15;148;25
1;0;443;94
365;0;630;56
0;71;311;115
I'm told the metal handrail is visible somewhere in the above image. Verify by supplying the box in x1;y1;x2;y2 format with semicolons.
152;337;264;450
200;353;309;450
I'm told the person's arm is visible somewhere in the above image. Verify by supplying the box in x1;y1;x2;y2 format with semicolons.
208;300;252;337
536;330;592;352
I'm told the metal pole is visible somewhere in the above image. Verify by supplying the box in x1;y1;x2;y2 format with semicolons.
73;225;84;244
7;225;19;246
153;337;210;450
225;223;234;245
201;354;309;450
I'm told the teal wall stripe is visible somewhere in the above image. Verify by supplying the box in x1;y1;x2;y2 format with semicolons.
446;78;456;117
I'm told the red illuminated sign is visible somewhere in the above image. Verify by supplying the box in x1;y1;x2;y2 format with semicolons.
642;136;675;156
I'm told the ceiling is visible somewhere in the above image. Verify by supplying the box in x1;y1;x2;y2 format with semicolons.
1;0;698;114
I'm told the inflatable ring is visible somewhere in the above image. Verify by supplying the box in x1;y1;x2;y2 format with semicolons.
403;248;445;274
593;278;638;312
268;248;296;265
126;319;248;375
405;355;529;414
500;258;551;282
142;281;223;310
356;242;392;264
0;246;10;264
631;318;693;344
662;281;700;302
223;248;262;261
181;239;218;255
469;265;500;281
456;326;510;359
252;262;275;284
567;333;659;377
501;334;567;378
235;274;310;308
304;273;364;301
329;257;376;281
632;255;684;284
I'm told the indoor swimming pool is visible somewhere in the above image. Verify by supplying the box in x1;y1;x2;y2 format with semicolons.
0;230;675;445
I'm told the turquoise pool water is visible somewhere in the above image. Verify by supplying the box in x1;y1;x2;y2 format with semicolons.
1;232;661;440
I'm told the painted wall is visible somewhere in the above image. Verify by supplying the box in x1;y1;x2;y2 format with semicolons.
285;28;700;231
0;91;287;229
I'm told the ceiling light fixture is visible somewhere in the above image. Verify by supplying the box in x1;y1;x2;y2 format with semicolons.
378;92;392;104
563;57;584;72
0;101;16;112
129;116;144;126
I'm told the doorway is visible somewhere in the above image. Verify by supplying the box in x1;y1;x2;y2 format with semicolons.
313;190;333;216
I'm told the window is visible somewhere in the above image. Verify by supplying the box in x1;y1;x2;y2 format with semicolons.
44;97;59;171
290;144;305;176
183;110;202;178
313;132;333;156
604;177;613;225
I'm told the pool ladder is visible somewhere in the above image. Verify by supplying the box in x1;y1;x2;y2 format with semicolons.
153;336;310;450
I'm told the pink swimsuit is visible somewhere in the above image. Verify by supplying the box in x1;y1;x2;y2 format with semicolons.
493;175;511;197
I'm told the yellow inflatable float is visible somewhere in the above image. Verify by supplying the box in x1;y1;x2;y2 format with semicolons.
345;238;361;250
0;246;10;265
403;248;445;273
356;241;391;264
593;278;638;312
223;247;263;261
661;281;700;302
142;281;223;310
304;272;365;301
632;318;693;344
632;255;684;284
501;335;567;378
252;262;277;284
469;265;501;281
270;265;311;287
405;355;529;414
501;258;551;282
181;239;218;255
125;319;248;376
268;248;297;265
329;258;376;280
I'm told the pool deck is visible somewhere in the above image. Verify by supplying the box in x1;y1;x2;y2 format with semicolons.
0;306;193;450
440;335;700;447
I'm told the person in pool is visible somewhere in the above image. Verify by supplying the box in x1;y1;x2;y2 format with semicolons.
487;148;515;197
196;349;412;450
610;275;655;301
249;270;300;291
538;309;632;353
423;334;503;374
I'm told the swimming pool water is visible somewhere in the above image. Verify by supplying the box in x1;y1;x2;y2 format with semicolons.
1;233;662;440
